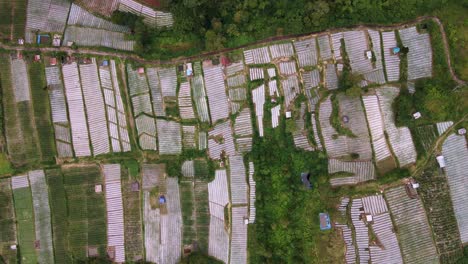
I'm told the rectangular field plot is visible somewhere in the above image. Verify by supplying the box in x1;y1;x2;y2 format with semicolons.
376;87;417;166
29;170;54;263
63;26;135;51
0;178;17;263
103;164;126;262
294;38;318;67
417;160;464;262
29;62;56;162
0;56;40;166
230;206;248;264
122;168;144;261
208;121;236;159
118;0;174;27
363;95;393;162
203;64;229;123
229;156;248;205
45;169;72;263
191;75;210;123
61;165;107;260
24;0;71;42
0;0;27;40
63;62;91;157
442;134;468;243
157;119;182;155
399;27;433;80
385;186;438;264
208;170;229;263
12;176;37;264
382;31;400;82
68;4;130;33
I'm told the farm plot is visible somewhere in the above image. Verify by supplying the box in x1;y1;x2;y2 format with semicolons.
317;35;332;60
324;64;338;90
180;181;209;252
143;166;182;264
234;108;253;152
118;0;174;27
399;27;433;80
249;68;264;81
311;113;322;150
318;97;347;158
208;170;230;263
302;70;321;110
385;186;438;264
230;206;248;264
413;124;438;152
337;94;372;160
363;95;393;163
331;32;343;60
328;159;375;186
271;105;281;129
366;30;386;84
417;160;463;262
45;169;71;263
252;85;265;137
79;59;111;155
436;121;453;135
269;43;294;59
442;134;468;244
191;75;210;123
29;61;56;162
0;178;17;264
0;0;27;40
281;76;301;109
121;167;144;261
24;0;71;42
29;170;54;264
382;31;400;82
226;61;245;76
62;165;107;260
74;0;119;17
243;47;271;65
203;64;229;123
279;61;297;76
178;82;196;119
147;68;166;117
376;86;417;167
99;60;131;152
45;66;73;157
229;156;248;205
62;62;91;157
158;67;177;98
63;26;135;51
0;56;40;166
294;38;318;67
11;175;37;264
208;121;236;159
102;164;126;263
157;119;182;155
68;4;130;33
135;115;157;150
182;125;197;149
350;199;369;263
248;162;256;223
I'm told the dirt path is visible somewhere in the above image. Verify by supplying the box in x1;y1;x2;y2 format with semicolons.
9;4;15;41
0;16;465;84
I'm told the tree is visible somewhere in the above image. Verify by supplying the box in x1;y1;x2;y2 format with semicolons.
205;30;225;51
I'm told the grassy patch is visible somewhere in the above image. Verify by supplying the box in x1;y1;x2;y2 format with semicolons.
180;181;196;245
0;153;13;177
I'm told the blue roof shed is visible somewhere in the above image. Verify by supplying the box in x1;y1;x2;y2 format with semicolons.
319;213;331;230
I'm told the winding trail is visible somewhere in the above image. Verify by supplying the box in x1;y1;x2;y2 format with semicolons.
0;16;465;85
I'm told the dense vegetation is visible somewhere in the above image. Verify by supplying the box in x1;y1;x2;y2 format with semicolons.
111;0;460;60
247;113;343;263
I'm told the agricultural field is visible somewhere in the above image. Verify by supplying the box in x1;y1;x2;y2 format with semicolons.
0;55;40;167
28;62;56;163
0;0;27;40
416;160;463;263
11;176;37;264
0;6;466;263
0;178;17;263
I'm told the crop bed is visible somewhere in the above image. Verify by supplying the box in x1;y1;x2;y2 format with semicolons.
414;124;438;153
0;178;17;263
417;160;463;263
